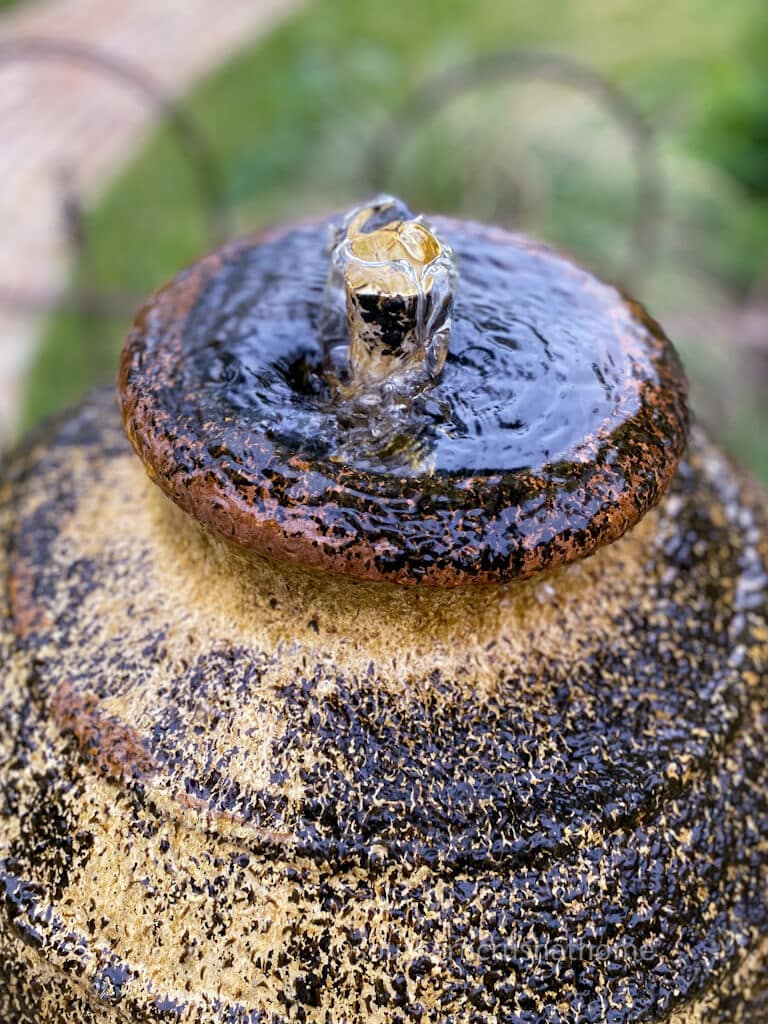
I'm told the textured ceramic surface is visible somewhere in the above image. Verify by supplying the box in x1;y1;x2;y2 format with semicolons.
120;219;688;586
1;390;767;1023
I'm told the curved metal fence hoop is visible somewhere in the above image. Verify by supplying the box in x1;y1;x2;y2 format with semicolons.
0;36;229;317
365;51;663;289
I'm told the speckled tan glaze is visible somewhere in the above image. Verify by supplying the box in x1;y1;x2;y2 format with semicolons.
1;389;768;1022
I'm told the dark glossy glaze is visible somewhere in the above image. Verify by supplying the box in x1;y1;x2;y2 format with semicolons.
120;218;689;586
1;390;767;1023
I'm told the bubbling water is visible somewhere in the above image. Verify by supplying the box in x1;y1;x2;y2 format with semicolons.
180;215;653;480
322;196;456;399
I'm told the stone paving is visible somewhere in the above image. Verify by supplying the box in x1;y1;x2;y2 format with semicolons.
0;0;303;445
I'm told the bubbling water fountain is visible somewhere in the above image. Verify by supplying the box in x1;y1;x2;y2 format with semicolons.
1;198;767;1024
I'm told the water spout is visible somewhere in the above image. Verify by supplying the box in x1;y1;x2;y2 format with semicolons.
324;197;456;396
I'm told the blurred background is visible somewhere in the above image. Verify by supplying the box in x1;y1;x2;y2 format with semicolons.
0;0;766;481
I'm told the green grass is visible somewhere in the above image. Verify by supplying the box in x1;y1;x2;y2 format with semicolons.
24;0;768;481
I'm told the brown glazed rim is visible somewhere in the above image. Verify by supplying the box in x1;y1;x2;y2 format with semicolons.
119;218;689;588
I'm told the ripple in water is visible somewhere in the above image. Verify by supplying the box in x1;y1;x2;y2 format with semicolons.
180;220;650;478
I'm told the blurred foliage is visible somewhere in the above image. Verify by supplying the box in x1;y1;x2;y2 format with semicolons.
689;15;768;201
24;0;768;481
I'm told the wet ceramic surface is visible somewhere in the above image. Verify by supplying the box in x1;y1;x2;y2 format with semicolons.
120;218;689;586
